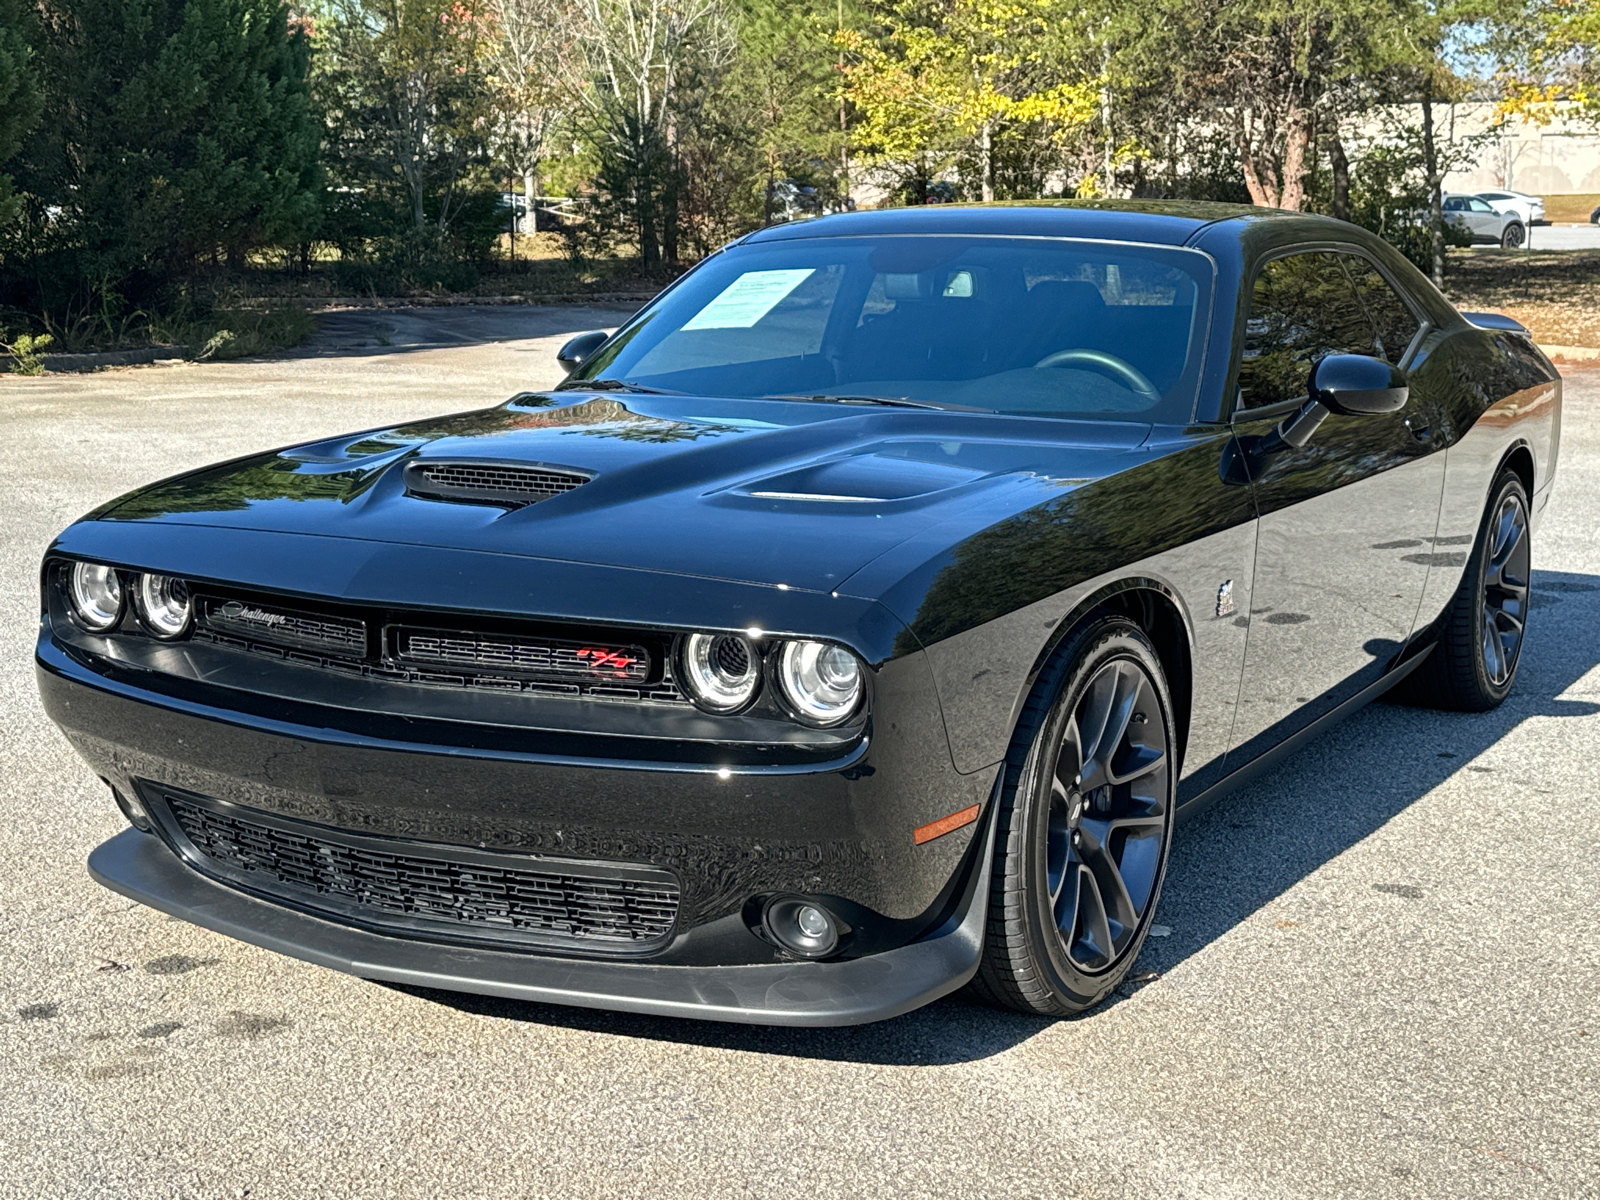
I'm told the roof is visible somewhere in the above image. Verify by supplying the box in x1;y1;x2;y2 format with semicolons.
740;199;1301;248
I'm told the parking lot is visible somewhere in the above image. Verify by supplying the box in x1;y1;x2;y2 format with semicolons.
1511;224;1600;251
2;308;1596;1200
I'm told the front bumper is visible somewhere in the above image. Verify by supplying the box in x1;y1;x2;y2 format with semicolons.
40;608;1000;1020
89;812;994;1026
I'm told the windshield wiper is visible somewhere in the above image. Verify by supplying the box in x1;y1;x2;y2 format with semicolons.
554;378;671;394
764;393;946;410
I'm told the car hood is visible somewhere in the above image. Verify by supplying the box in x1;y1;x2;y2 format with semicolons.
93;392;1150;595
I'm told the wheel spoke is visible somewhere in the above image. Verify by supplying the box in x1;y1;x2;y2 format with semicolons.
1107;814;1165;834
1072;865;1116;969
1053;859;1081;940
1482;607;1506;682
1086;871;1117;965
1099;667;1142;768
1075;664;1122;777
1080;823;1139;939
1107;742;1166;786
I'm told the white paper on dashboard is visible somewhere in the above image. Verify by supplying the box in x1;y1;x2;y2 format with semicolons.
680;269;816;330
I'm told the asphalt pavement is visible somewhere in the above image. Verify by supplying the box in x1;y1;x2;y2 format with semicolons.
1;308;1596;1200
1507;223;1600;251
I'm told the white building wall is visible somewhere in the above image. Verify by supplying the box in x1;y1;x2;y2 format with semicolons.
1402;101;1600;196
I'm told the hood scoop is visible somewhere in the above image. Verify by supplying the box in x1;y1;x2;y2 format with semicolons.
404;459;593;508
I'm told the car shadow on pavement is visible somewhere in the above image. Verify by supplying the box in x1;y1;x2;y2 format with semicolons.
389;567;1600;1065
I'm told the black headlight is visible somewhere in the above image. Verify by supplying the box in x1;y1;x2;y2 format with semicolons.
67;561;125;632
133;573;193;639
678;632;761;713
776;640;863;726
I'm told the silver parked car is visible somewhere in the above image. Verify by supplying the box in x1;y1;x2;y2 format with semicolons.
1475;189;1546;227
1443;193;1526;248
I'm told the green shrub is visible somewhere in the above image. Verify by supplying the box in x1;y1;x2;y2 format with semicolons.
3;329;52;373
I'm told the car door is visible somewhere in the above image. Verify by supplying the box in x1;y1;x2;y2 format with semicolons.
1227;248;1445;761
1465;197;1501;239
1442;196;1493;242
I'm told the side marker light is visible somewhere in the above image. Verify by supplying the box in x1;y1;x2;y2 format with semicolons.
913;804;981;845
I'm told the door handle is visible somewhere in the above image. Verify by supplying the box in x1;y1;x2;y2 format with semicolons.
1403;416;1433;445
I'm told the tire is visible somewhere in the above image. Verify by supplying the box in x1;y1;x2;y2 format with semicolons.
1406;469;1531;711
1502;222;1525;249
967;613;1176;1016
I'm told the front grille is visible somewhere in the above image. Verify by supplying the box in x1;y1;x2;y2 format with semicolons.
199;597;367;657
404;460;590;507
187;587;684;705
396;627;649;683
156;789;680;952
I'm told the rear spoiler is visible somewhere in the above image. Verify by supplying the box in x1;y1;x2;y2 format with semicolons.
1461;311;1528;334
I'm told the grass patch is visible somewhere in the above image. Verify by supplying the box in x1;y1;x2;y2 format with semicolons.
1447;249;1600;347
20;303;318;360
1540;193;1600;224
157;307;318;360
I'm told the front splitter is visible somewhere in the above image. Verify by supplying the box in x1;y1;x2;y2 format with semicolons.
87;811;995;1028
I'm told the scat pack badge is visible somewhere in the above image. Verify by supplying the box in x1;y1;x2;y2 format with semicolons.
1216;580;1235;618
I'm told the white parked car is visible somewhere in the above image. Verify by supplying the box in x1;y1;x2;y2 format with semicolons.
1475;189;1546;227
1443;194;1526;248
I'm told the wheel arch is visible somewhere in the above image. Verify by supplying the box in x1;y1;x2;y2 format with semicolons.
1011;577;1195;779
1500;441;1535;498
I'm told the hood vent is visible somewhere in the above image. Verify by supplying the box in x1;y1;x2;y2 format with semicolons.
404;459;592;507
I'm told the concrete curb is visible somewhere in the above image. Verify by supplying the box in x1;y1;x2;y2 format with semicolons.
9;294;660;374
37;347;187;373
273;292;658;312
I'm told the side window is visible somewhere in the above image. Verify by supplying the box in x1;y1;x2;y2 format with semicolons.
1236;252;1378;409
1342;255;1422;364
1443;197;1467;212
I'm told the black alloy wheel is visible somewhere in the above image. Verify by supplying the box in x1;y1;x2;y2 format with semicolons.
1479;486;1531;688
1406;469;1532;711
969;613;1175;1016
1502;222;1526;249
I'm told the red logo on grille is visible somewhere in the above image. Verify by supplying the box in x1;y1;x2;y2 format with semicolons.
576;647;639;678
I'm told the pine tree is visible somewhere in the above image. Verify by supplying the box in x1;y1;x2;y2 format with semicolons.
0;0;42;228
9;0;320;309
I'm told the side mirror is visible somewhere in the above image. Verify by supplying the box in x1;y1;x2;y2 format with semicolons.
1309;354;1408;417
556;330;610;374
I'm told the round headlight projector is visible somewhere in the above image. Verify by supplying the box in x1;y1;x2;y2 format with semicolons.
68;562;124;631
134;573;193;639
679;632;760;713
778;639;862;726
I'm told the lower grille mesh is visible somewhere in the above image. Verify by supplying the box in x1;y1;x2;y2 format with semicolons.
161;792;679;949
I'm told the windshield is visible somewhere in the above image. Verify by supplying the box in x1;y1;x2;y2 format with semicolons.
574;235;1214;422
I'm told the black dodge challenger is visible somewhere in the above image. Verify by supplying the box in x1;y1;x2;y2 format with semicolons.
38;202;1561;1025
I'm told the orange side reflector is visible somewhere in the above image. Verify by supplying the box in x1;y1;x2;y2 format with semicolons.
913;804;981;845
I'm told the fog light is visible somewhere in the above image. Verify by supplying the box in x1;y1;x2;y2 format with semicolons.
763;895;840;958
796;906;830;938
134;573;192;639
